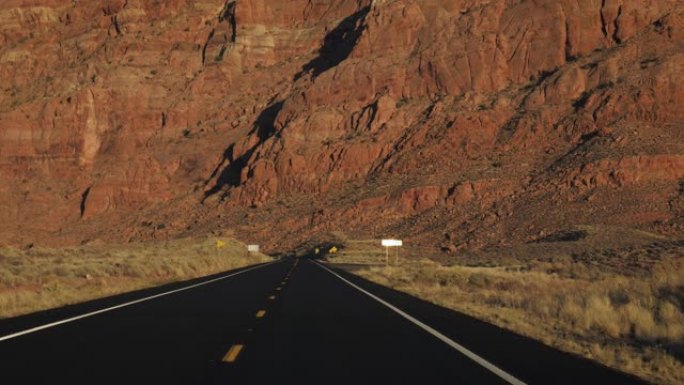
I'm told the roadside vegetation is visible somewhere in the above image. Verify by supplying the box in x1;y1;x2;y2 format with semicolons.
0;237;271;319
352;239;684;385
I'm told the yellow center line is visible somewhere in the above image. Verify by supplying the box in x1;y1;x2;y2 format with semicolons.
256;310;266;318
222;344;244;363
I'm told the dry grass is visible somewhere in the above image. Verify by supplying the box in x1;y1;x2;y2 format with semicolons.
0;237;271;319
354;240;684;385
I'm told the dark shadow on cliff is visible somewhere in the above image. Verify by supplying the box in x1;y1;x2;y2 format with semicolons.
203;101;284;200
251;101;284;142
295;6;370;80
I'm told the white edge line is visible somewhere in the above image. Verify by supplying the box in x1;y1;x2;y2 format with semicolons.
314;261;527;385
0;262;276;343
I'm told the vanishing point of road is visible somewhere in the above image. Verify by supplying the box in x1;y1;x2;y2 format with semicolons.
0;257;648;384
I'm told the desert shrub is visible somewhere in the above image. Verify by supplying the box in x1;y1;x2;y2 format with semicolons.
0;238;270;319
357;245;684;385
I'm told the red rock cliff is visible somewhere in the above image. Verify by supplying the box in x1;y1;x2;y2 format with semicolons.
0;0;682;250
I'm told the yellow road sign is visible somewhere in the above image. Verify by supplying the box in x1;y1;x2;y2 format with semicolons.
216;240;226;249
329;246;338;254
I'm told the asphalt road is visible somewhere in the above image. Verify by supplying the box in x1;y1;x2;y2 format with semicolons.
0;257;648;384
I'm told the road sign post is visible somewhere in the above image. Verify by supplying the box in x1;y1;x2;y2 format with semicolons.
216;239;226;258
381;239;403;266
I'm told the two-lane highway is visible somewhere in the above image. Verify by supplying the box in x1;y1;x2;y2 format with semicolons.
0;257;648;384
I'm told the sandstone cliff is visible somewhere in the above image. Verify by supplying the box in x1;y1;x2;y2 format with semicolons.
0;0;682;251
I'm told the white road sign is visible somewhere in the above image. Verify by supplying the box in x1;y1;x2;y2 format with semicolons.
247;245;260;252
381;239;403;247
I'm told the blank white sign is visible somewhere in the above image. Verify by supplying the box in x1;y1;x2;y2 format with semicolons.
247;245;260;252
381;239;403;247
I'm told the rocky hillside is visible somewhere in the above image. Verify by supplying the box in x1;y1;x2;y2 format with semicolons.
1;0;682;251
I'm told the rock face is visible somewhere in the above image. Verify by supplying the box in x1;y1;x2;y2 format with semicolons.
0;0;682;250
